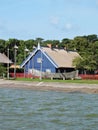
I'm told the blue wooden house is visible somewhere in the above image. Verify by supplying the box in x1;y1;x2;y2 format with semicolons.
20;43;80;78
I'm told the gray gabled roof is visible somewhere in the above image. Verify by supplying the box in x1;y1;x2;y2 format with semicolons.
0;53;12;63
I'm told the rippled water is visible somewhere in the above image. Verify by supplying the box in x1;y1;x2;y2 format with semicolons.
0;87;98;130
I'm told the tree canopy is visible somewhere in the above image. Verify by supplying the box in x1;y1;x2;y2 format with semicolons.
0;34;98;74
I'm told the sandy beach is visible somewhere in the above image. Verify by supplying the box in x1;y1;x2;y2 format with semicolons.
0;79;98;93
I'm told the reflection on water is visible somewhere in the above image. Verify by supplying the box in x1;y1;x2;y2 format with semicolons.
0;87;98;130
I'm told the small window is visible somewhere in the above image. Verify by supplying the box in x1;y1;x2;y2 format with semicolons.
37;58;42;63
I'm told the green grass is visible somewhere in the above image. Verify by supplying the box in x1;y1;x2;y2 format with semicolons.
14;78;98;84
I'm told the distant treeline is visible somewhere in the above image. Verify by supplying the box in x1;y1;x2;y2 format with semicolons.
0;34;98;73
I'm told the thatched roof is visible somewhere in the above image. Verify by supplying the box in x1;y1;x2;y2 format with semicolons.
21;43;81;68
42;47;80;68
0;53;12;64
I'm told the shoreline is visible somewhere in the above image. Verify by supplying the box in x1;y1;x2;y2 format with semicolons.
0;79;98;94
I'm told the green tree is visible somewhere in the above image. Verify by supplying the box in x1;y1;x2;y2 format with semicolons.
0;39;6;53
0;64;6;77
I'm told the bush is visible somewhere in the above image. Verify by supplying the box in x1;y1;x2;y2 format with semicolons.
0;64;6;77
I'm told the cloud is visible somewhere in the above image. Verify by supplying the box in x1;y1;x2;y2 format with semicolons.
64;23;73;30
49;15;79;34
96;0;98;5
50;16;59;25
50;19;73;31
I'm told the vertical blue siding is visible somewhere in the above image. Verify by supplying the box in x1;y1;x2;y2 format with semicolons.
24;50;56;73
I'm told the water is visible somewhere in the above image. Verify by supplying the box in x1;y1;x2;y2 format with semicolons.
0;88;98;130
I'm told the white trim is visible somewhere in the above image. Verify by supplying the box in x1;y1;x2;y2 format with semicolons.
21;44;58;68
20;48;37;67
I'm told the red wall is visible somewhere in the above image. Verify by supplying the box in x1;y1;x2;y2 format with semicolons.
10;73;33;78
10;73;98;80
79;74;98;80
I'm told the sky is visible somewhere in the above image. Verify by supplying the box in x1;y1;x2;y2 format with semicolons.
0;0;98;40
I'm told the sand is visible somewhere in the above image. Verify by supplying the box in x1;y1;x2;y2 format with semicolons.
0;79;98;94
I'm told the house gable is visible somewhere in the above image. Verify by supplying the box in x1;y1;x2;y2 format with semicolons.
25;49;57;73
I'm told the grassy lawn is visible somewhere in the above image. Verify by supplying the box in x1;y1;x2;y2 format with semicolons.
14;78;98;84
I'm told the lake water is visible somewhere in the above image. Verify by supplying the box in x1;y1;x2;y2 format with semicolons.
0;87;98;130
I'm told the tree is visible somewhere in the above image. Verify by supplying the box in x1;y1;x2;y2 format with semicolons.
61;38;71;49
87;34;98;43
0;39;6;53
25;39;35;51
0;34;98;74
0;64;6;77
35;37;44;44
73;57;83;69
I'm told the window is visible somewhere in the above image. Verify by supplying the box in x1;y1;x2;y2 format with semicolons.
37;58;42;63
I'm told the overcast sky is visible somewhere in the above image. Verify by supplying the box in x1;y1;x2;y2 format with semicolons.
0;0;98;40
